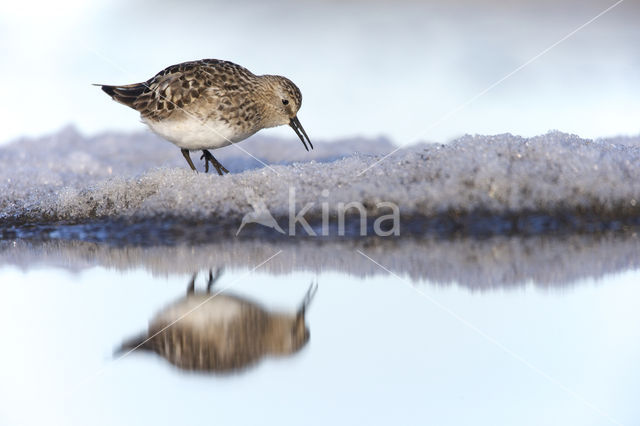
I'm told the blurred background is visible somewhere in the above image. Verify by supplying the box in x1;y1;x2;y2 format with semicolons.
1;0;638;146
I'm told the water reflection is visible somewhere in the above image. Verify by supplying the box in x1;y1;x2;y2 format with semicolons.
3;232;640;288
119;269;317;373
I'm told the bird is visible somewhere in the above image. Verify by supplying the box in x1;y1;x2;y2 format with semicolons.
117;269;318;373
96;59;312;175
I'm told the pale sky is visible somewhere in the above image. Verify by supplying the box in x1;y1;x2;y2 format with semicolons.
1;0;638;145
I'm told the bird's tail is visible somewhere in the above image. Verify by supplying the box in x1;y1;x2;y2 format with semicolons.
94;82;147;108
114;332;152;356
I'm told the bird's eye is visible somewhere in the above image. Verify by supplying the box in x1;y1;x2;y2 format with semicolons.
282;99;289;105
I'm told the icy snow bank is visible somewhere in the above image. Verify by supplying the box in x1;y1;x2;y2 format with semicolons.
1;127;640;233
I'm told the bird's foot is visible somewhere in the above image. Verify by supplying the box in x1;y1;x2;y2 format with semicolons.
200;150;229;176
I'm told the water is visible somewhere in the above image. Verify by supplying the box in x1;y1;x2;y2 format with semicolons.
2;128;640;424
1;235;639;426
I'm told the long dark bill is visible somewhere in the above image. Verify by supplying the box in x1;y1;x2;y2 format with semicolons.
289;116;313;151
297;282;318;318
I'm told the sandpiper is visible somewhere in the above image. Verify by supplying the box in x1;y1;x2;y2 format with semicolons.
97;59;312;174
118;269;317;373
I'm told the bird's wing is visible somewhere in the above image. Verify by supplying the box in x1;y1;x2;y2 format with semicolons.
98;59;256;121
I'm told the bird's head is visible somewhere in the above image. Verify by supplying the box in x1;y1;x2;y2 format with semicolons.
262;75;313;151
265;283;316;357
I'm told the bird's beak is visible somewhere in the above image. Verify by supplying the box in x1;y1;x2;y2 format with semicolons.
297;282;318;319
289;116;313;151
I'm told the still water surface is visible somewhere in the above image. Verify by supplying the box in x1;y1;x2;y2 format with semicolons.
0;236;639;426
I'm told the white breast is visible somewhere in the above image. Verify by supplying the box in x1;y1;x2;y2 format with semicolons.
143;116;249;151
155;295;243;329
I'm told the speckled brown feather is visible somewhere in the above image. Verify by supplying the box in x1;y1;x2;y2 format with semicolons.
100;59;300;128
143;301;272;372
98;58;310;156
139;60;257;121
119;292;310;373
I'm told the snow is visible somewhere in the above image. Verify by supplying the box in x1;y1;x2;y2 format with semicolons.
1;126;640;230
2;127;640;285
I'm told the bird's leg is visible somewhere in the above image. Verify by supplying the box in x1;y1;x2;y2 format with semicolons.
187;272;197;295
200;150;229;176
181;149;197;172
206;268;224;292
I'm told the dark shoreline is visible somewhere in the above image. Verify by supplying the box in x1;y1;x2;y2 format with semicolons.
2;210;640;246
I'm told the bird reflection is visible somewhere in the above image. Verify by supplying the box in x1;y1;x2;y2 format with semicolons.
118;269;317;373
